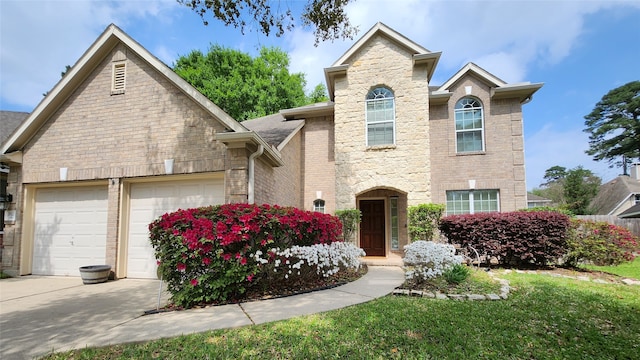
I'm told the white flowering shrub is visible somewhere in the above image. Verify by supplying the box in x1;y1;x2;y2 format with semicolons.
251;242;365;284
403;241;463;281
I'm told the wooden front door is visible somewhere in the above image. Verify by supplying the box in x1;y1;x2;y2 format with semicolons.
360;199;385;256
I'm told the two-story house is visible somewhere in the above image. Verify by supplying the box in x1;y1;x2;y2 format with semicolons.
0;23;542;278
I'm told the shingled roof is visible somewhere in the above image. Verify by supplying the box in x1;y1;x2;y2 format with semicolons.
0;111;29;147
242;113;304;150
589;175;640;215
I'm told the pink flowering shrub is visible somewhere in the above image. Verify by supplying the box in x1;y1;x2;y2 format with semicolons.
566;219;639;266
149;203;343;307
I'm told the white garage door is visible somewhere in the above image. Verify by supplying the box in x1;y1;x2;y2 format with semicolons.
127;178;224;278
32;186;108;276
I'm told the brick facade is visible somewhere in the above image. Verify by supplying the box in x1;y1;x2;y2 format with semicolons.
301;116;336;213
429;76;527;211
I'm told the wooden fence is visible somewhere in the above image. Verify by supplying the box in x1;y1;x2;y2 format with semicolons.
576;215;640;237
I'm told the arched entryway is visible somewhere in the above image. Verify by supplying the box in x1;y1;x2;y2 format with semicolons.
356;188;407;257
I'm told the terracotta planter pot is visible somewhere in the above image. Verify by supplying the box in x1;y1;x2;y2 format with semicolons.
79;265;111;284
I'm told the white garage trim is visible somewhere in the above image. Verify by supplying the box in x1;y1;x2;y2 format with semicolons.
20;181;108;276
118;173;225;278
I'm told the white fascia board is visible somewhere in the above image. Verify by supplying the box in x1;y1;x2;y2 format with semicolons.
215;131;284;167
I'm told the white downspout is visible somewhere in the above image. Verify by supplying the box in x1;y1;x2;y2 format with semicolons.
248;144;264;204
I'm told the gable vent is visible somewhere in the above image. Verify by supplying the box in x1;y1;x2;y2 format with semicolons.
111;62;126;95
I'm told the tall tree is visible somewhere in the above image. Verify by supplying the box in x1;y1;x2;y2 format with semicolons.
584;81;640;169
563;166;601;215
174;45;308;121
532;165;601;214
177;0;358;45
307;83;329;103
542;165;567;186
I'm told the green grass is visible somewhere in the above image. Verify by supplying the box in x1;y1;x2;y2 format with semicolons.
582;257;640;279
402;267;501;295
42;270;640;360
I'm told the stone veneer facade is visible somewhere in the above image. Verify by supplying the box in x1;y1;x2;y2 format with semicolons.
333;35;432;210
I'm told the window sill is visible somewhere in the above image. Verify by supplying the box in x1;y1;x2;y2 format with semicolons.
366;145;396;151
456;151;485;156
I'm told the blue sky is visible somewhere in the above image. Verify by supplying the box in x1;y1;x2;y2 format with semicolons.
1;0;639;190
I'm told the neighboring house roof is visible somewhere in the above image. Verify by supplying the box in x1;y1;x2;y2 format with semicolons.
618;203;640;218
527;193;553;204
0;24;282;166
590;175;640;215
242;113;304;151
324;22;441;101
0;111;29;147
431;62;543;105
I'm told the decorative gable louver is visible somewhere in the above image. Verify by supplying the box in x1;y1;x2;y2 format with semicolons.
111;62;126;95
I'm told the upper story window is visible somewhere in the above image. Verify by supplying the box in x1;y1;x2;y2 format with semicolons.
111;62;126;95
455;97;484;153
313;199;325;213
366;87;395;146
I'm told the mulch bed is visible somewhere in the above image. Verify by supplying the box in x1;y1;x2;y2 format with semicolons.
148;265;368;314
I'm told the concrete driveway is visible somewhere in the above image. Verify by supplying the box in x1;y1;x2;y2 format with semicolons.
0;267;405;359
0;276;170;360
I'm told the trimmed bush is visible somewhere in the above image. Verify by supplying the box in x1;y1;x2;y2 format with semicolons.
149;203;343;307
408;203;445;241
335;209;362;243
439;211;571;267
566;219;639;266
519;206;575;217
403;241;463;281
250;242;365;288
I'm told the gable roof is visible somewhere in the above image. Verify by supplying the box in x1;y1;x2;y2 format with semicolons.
590;175;640;215
0;111;29;147
324;22;441;101
432;62;543;104
0;24;264;159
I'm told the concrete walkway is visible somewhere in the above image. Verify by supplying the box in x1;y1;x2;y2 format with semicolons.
0;266;404;360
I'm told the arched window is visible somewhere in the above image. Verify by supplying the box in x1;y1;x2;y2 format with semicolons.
366;87;395;146
313;199;325;213
454;97;484;153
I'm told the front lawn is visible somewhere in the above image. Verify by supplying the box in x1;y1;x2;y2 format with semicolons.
42;268;640;359
582;257;640;279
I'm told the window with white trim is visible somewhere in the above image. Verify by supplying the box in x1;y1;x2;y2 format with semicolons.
366;87;395;146
313;199;325;213
111;62;126;95
455;97;484;152
446;190;499;215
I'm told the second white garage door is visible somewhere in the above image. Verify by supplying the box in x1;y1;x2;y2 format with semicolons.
126;178;224;278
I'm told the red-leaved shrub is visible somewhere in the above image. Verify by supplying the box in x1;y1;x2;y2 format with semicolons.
149;203;342;307
439;211;571;267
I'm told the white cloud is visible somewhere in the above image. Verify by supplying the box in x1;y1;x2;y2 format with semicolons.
285;0;639;88
525;124;620;190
